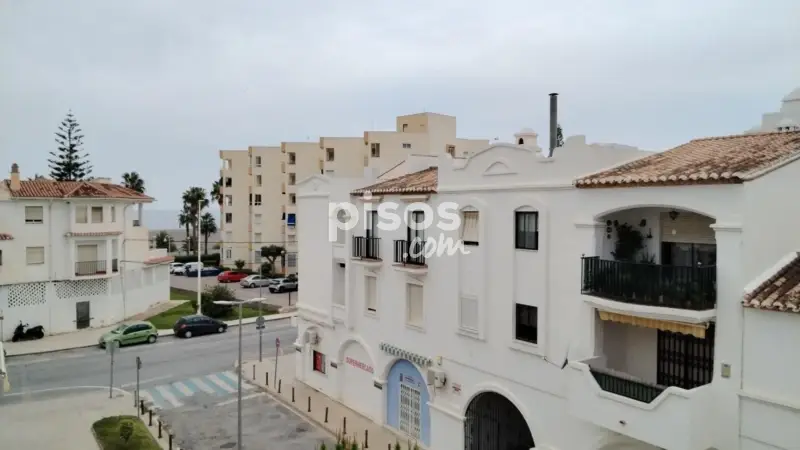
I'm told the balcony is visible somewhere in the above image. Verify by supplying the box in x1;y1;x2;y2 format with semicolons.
566;357;713;450
352;237;380;260
75;260;107;276
581;256;716;311
393;239;426;266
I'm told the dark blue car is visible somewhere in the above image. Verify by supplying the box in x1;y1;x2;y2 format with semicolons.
185;267;222;277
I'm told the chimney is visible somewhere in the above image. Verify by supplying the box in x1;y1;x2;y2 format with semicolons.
549;93;558;157
9;163;20;191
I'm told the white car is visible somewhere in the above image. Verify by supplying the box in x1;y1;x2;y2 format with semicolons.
170;263;185;274
240;275;272;288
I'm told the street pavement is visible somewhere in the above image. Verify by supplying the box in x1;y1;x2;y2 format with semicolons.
171;274;299;307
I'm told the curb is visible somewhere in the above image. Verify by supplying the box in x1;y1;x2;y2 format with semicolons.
139;396;184;449
5;313;296;357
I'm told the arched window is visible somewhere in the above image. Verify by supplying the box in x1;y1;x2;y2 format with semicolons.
336;209;349;244
517;138;524;145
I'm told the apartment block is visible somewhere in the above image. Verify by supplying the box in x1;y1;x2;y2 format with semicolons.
219;112;489;273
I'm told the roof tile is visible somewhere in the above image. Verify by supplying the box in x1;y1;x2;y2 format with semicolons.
4;179;152;200
575;131;800;188
144;255;175;265
743;252;800;313
351;167;438;196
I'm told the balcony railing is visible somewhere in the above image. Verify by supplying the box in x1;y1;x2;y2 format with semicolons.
75;260;107;276
590;366;666;404
112;258;119;272
393;239;426;266
581;256;716;310
353;236;380;260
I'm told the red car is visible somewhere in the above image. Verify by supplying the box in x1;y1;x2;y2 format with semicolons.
217;271;249;283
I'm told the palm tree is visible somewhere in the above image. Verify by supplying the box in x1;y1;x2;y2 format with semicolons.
178;206;193;254
181;187;209;252
211;177;223;207
199;212;217;255
122;172;145;193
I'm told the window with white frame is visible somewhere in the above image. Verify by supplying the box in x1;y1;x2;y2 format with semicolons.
288;173;296;185
25;206;44;224
365;276;377;312
26;246;45;265
459;295;479;332
515;304;538;344
254;233;262;243
91;206;103;223
288;152;296;164
76;205;88;223
225;213;233;224
256;175;262;187
110;206;116;222
406;283;423;326
225;247;232;259
254;214;262;225
370;143;380;157
255;156;262;167
515;210;539;250
224;195;233;206
446;145;456;156
254;194;262;206
289;194;296;205
402;143;411;149
460;210;479;246
225;231;232;242
287;252;297;267
326;148;335;161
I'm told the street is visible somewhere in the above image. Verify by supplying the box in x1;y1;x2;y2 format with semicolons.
0;319;330;448
171;274;299;308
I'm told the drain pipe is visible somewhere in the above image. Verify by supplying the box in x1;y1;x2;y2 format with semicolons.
48;200;54;333
548;93;558;157
120;203;135;320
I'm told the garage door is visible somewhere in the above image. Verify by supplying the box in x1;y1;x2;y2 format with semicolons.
340;342;377;419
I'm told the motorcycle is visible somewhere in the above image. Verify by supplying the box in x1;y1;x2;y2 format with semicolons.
11;322;45;342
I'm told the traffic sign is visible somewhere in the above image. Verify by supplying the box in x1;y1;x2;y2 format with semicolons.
256;316;265;330
276;337;281;348
136;356;142;370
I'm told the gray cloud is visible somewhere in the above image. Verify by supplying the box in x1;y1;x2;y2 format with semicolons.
2;0;798;208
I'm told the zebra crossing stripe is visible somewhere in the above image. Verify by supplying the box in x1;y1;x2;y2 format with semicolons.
156;385;183;408
188;377;216;395
173;381;193;396
139;390;154;405
207;374;237;393
219;371;252;390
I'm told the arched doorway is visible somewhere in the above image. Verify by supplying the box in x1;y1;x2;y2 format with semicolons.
386;359;430;446
338;340;377;419
464;392;534;450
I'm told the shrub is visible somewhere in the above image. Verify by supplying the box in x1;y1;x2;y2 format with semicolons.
234;259;246;270
189;284;236;318
92;416;160;450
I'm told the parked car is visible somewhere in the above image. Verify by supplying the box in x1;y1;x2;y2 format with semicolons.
240;275;272;288
269;278;298;293
99;321;158;348
173;315;228;338
217;271;249;283
186;266;222;277
169;262;185;274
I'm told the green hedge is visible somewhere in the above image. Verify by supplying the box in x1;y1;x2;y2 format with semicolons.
92;416;160;450
173;253;220;265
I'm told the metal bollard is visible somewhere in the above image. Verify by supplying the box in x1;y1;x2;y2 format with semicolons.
168;434;173;450
291;386;295;402
324;406;328;423
307;396;311;412
266;372;269;387
148;409;153;426
343;416;347;434
252;364;256;380
365;429;369;448
278;379;282;393
158;421;163;439
140;400;145;415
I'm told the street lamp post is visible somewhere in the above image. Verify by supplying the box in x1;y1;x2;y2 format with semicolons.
213;298;265;450
196;200;203;315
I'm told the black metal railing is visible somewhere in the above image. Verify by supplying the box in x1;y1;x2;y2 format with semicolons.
393;239;426;266
75;260;107;276
581;256;716;310
590;367;666;404
352;236;381;260
112;258;119;272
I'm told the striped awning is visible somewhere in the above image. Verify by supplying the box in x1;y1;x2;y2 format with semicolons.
598;310;709;339
379;342;432;367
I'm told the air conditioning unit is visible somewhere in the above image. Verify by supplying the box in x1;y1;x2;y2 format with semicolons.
427;368;447;388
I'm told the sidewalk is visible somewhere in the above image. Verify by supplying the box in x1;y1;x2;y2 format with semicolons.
4;310;296;357
242;354;421;450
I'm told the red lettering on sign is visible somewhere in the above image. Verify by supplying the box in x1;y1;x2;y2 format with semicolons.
345;356;374;374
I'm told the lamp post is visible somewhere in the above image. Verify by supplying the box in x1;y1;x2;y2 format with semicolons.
213;298;266;450
196;200;203;315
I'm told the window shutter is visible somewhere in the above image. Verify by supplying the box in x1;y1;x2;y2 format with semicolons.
25;206;44;222
460;211;479;243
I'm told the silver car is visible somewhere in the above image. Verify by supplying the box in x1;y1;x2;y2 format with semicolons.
240;275;271;288
269;278;298;293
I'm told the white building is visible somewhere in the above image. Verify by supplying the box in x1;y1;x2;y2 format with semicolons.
0;164;172;340
293;122;800;450
749;87;800;132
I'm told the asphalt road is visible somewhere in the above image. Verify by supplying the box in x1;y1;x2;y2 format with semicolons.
171;275;298;308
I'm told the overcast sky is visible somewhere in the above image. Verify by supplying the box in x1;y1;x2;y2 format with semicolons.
2;0;798;210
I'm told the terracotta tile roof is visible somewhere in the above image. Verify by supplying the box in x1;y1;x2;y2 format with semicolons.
0;233;13;241
351;167;438;196
4;179;153;200
575;131;800;188
743;252;800;313
144;255;175;265
65;231;124;237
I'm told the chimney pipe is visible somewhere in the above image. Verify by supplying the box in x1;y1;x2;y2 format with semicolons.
549;93;558;157
9;163;20;191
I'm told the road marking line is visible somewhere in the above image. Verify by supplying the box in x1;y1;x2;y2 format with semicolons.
220;371;253;390
155;385;183;407
206;373;237;393
173;381;193;396
216;392;264;406
186;378;215;395
121;374;174;388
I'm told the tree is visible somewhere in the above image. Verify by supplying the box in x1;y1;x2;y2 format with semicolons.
178;206;193;253
154;231;176;252
199;212;217;255
48;110;92;181
211;177;223;207
556;124;564;148
234;259;246;270
260;245;285;273
122;172;145;193
182;187;209;251
190;285;236;319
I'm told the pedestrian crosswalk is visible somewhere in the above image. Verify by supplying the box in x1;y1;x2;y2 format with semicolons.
138;371;254;410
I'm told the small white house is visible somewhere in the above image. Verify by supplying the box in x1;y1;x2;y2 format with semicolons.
0;164;172;340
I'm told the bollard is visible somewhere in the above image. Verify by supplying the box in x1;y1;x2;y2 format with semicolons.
365;429;369;448
148;409;153;426
388;444;391;450
324;406;329;423
168;434;173;450
291;386;295;402
307;396;311;412
343;416;347;434
266;372;269;387
278;379;282;393
252;364;256;380
158;421;163;439
140;400;145;415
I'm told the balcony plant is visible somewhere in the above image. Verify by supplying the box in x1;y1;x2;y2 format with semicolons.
611;222;644;262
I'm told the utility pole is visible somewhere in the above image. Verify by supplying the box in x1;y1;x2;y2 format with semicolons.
108;342;115;399
237;302;243;450
197;199;202;316
135;356;142;415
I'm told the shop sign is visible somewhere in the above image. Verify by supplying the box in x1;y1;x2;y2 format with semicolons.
345;356;374;374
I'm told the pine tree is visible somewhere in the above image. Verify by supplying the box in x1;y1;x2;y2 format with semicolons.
48;110;92;181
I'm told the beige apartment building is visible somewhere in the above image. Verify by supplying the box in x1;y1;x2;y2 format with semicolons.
219;112;488;273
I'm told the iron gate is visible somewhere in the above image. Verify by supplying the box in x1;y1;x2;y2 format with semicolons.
464;392;535;450
657;322;715;389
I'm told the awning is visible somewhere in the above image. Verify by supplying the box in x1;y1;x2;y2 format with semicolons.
598;310;709;339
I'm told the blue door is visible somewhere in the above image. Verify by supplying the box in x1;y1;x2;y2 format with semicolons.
386;360;430;446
